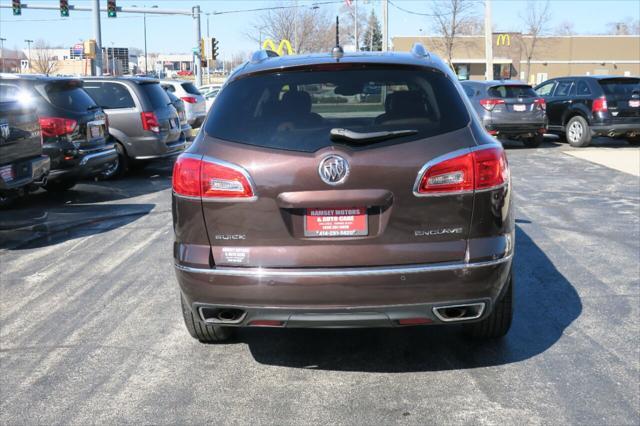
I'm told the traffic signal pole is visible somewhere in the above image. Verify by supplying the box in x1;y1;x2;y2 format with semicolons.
1;2;202;83
193;5;202;86
93;0;102;76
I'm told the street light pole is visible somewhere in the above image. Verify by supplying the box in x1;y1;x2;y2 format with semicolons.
24;39;33;72
143;12;148;73
0;37;6;72
93;0;103;76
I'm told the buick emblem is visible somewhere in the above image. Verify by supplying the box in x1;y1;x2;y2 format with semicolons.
318;155;349;186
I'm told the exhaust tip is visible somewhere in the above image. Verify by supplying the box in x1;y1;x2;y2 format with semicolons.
199;307;246;324
433;302;485;322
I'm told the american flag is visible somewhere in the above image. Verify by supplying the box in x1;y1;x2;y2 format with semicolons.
344;0;352;6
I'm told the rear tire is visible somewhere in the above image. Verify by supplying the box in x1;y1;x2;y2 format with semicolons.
522;133;543;148
101;142;129;179
43;179;77;192
565;116;592;147
180;295;234;343
627;136;640;146
467;274;513;339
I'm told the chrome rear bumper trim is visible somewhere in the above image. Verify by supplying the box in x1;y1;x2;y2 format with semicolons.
175;252;512;278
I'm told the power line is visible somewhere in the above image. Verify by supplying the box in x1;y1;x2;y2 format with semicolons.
209;1;343;16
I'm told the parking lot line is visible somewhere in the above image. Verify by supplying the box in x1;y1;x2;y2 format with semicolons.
563;148;640;177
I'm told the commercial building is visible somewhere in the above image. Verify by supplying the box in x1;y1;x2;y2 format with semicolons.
393;34;640;84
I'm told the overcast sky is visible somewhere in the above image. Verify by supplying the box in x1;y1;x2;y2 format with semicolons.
1;0;639;59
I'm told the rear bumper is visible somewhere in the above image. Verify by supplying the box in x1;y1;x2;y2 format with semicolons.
0;155;50;191
187;115;205;129
134;138;187;160
176;254;513;327
48;146;117;180
591;123;640;136
485;122;546;136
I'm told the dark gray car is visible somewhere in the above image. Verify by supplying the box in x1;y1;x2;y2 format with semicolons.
462;80;547;147
83;77;186;177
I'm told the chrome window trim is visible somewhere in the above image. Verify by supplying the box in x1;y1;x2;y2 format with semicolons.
172;153;259;203
412;144;506;197
174;252;512;278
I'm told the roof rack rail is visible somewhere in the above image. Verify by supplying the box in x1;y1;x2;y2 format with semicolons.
250;49;279;64
411;43;430;60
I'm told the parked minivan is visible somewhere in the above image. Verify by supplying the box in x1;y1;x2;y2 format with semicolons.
1;75;116;191
172;45;514;343
83;77;185;176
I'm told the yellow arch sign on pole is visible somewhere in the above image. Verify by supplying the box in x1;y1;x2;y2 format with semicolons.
496;34;511;47
262;39;294;55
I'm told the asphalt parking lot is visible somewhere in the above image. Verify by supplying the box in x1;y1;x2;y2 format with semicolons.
1;137;639;425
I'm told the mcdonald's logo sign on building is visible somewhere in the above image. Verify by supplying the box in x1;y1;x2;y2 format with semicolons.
262;39;294;55
496;34;511;47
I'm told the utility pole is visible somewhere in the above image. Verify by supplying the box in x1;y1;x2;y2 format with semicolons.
354;0;358;51
24;39;33;72
382;0;388;51
193;5;202;87
484;0;493;80
93;0;103;76
0;38;6;72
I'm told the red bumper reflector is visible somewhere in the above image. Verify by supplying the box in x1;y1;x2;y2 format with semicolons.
487;130;498;135
249;320;284;327
398;318;433;325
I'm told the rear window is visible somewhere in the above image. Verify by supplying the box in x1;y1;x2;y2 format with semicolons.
84;82;135;109
205;67;470;152
139;83;171;109
488;85;537;98
598;78;640;97
45;83;97;112
181;82;201;95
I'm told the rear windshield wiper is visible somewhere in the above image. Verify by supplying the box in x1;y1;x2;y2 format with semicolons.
330;128;418;144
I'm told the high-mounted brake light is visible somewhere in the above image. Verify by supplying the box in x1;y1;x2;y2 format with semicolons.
592;96;608;113
140;111;160;133
172;155;255;200
479;98;505;111
416;147;509;195
534;98;546;110
38;117;77;137
181;96;198;104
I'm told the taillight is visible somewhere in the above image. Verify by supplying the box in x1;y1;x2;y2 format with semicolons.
416;147;509;195
140;112;160;133
592;96;608;113
181;96;197;104
172;155;255;200
534;98;546;110
38;117;77;137
479;98;505;111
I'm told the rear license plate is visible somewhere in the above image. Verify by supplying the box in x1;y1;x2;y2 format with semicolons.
89;125;102;139
629;100;640;108
513;104;526;112
0;165;14;182
179;111;186;122
304;207;368;237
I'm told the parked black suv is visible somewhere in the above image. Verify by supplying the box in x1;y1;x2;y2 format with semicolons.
535;76;640;147
0;75;117;190
0;86;50;206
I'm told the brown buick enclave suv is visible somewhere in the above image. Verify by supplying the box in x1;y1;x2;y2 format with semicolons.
172;44;514;343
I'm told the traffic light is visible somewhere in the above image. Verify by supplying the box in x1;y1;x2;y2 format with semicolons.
12;0;21;16
59;0;69;17
211;38;219;60
107;0;117;18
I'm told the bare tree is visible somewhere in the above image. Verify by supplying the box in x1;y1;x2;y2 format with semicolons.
457;16;484;35
606;18;640;35
339;2;367;49
519;0;551;83
30;40;59;75
247;3;334;54
554;20;575;36
430;0;477;68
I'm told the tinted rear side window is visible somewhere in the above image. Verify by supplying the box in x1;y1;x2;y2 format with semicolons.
139;83;171;109
205;67;470;152
181;82;201;95
598;78;640;97
488;85;537;98
45;84;97;112
84;82;135;109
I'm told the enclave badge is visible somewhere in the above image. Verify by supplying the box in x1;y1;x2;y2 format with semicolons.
318;154;349;185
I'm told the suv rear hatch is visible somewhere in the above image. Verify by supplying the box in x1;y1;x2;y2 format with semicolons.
598;77;640;122
483;84;545;125
194;65;481;268
139;81;181;143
